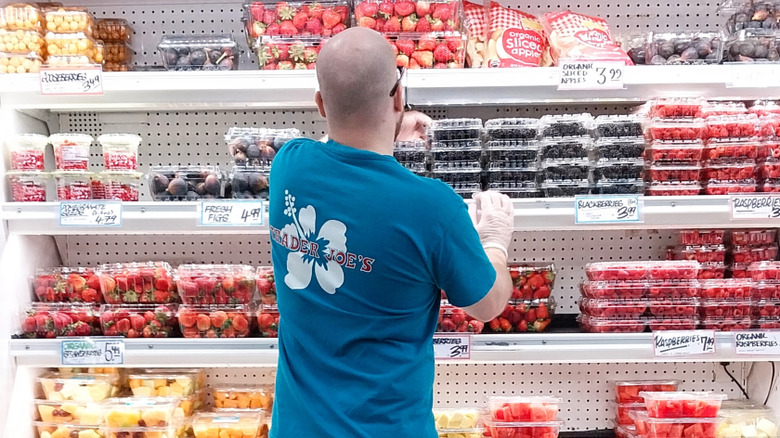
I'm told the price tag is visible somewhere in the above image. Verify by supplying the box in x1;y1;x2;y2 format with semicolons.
730;195;780;219
61;339;124;365
734;331;780;355
40;66;103;95
574;196;642;224
200;201;264;226
433;334;471;360
654;330;716;357
558;60;625;90
728;65;780;88
59;201;122;227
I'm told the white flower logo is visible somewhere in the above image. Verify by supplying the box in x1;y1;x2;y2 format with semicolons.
282;190;347;294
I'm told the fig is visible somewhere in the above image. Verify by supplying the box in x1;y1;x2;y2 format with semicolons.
628;47;645;64
249;173;269;193
696;42;712;57
190;50;207;66
756;44;769;58
204;174;220;195
680;47;699;61
674;41;688;54
260;145;276;160
650;54;667;65
167;177;188;196
152;174;169;194
246;144;261;160
176;55;192;69
218;57;234;70
195;182;207;196
740;42;757;57
658;42;675;58
186;191;200;199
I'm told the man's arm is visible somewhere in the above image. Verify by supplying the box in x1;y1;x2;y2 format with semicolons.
462;248;513;322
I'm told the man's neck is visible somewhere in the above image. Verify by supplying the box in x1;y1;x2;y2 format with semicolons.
327;128;395;156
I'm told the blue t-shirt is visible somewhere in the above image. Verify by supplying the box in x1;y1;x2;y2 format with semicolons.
268;138;496;438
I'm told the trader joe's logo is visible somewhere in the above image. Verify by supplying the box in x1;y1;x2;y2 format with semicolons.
574;29;610;48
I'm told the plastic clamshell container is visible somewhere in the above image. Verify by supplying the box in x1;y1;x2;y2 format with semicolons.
698;262;727;280
7;170;48;202
100;171;142;202
647;316;700;330
0;51;43;73
613;402;646;425
0;28;44;56
731;245;779;264
591;161;644;182
34;422;104;438
579;298;647;318
701;317;753;331
613;380;680;404
485;421;564;438
176;264;256;305
646;282;701;300
255;266;276;306
614;423;638;438
760;159;780;180
490;184;542;198
639;392;726;418
482;299;555;333
630;411;720;438
254;36;327;71
102;424;180;438
585;261;700;281
646;183;702;196
49;133;92;171
541;182;591;197
243;0;348;44
679;229;725;246
750;261;780;281
101;397;180;428
486;168;539;186
437;428;483;438
542;161;590;182
394;140;427;173
700;101;748;117
486;140;540;169
594;114;645;138
385;32;466;69
580;281;647;299
648;118;706;141
649;97;706;118
177;304;253;338
702;162;756;183
44;7;93;33
126;372;196;397
0;3;42;31
44;31;98;58
433;408;481;429
212;385;274;410
646;139;704;163
224;126;300;166
678;245;727;264
645;31;724;65
708;180;758;196
733;229;777;246
191;411;266;438
751;100;780;116
53;171;93;201
700;279;753;299
753;299;780;318
591;181;645;195
484;117;539;140
231;165;269;200
99;304;178;338
158;34;239;71
95;18;132;43
98;133;140;171
540;113;594;138
32;266;101;303
6;133;47;171
20;304;101;338
256;303;279;337
648;164;702;183
704;140;761;161
34;400;102;424
592;137;646;161
427;118;483;142
487;396;561;422
705;114;760;140
646;299;700;318
540;137;591;162
98;261;176;304
38;372;120;402
148;165;225;201
577;315;647;333
716;410;779;438
44;54;100;67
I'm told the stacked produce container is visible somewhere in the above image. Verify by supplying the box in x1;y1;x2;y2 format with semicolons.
428;118;484;199
93;18;133;71
484;396;564;437
590;114;647;195
0;3;44;73
630;391;726;438
611;380;679;438
433;407;482;437
539;113;593;197
484;118;542;198
42;7;100;67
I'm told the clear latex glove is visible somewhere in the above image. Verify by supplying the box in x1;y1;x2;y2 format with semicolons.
395;110;433;142
471;191;515;257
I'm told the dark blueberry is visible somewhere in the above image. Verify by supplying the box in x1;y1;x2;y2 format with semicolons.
167;178;188;196
658;42;675;58
152;174;169;194
204;174;221;195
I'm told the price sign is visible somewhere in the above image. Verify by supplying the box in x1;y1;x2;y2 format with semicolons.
558;60;625;90
61;339;124;365
734;331;780;355
59;201;122;227
433;335;471;360
574;196;642;224
654;330;716;357
730;195;780;219
728;65;780;88
40;66;103;95
200;201;264;226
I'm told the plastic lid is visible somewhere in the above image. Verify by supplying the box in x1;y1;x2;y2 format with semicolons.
100;261;173;274
97;133;141;147
158;34;238;49
629;410;721;423
99;171;143;180
6;133;48;150
49;133;93;145
224;126;301;142
638;391;727;402
613;379;681;386
649;139;705;148
486;139;540;149
177;264;256;278
429;118;483;130
7;170;49;178
430;140;482;150
51;170;94;179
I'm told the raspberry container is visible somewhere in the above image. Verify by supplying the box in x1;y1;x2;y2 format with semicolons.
394;140;427;174
191;411;267;438
542;162;590;182
579;298;647;318
648;164;702;183
0;51;43;73
7;171;48;202
578;315;647;333
485;140;540;169
428;119;483;142
646;140;704;163
761;159;780;179
760;115;780;139
540;113;594;138
212;385;274;410
648;118;706;141
705;114;760;140
591;137;646;161
698;262;726;279
585;261;700;281
753;300;780;318
701;317;753;331
613;402;646;426
702;162;756;183
592;181;645;195
256;266;276;305
761;181;780;192
19;303;100;338
98;133;141;171
53;171;94;200
757;318;780;329
731;263;752;279
94;18;132;43
485;421;564;438
224;127;301;166
33;267;102;303
614;380;680;404
540;182;591;197
750;261;780;281
703;140;761;161
6;133;47;171
44;7;93;33
649;98;705;118
231;165;270;199
0;3;42;31
647;317;699;330
677;245;726;264
699;299;753;318
646;183;702;196
98;261;177;304
646;299;700;318
490;185;542;198
594;114;645;138
705;182;758;195
630;411;719;438
257;304;280;337
50;133;92;171
680;229;725;245
733;229;777;246
732;245;779;264
158;34;239;71
639;392;726;418
591;161;644;182
484;118;540;140
148;165;226;201
700;102;748;118
433;408;481;429
38;372;120;402
540;137;591;162
99;304;178;338
176;264;256;305
700;279;752;299
487;396;561;422
178;304;253;338
646;282;700;299
580;281;647;299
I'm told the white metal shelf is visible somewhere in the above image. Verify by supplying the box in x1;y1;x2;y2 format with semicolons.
9;332;774;368
3;65;780;111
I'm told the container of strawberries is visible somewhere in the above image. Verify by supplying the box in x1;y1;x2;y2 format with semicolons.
33;267;102;303
98;261;177;304
178;304;253;338
256;304;280;337
177;264;257;305
508;262;555;300
484;299;555;333
255;36;326;70
437;304;483;333
386;32;465;68
256;266;276;305
243;0;349;48
354;0;461;33
99;304;178;338
19;304;101;338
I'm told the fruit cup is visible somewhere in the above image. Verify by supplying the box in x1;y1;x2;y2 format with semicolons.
354;0;461;33
255;36;326;70
98;261;176;304
732;229;777;246
148;165;225;201
99;304;178;338
487;396;560;422
257;304;280;337
101;397;180;428
485;421;564;438
700;279;752;299
639;392;726;418
38;372;120;402
243;0;349;47
127;371;196;397
542;162;590;182
646;140;703;163
177;264;257;305
35;400;102;425
679;229;724;246
158;34;239;71
34;422;104;438
192;411;267;438
33;267;102;303
178;304;253;338
45;31;99;59
256;266;276;305
386;32;465;69
614;380;680;404
49;133;92;171
630;411;719;438
437;305;484;333
579;298;647;318
509;263;555;300
212;385;274;410
100;171;142;201
6;133;47;171
757;318;780;329
705;182;758;196
485;299;555;333
613;402;646;426
648;118;706;141
53;171;93;200
98;133;141;171
577;315;647;333
20;304;100;338
540;182;591;197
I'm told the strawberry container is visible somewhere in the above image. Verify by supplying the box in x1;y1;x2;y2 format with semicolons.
257;303;280;337
592;137;646;161
485;118;540;141
639;392;726;418
705;114;760;140
19;303;100;338
646;299;700;318
158;34;239;70
585;261;699;281
50;133;92;171
353;0;462;33
646;139;704;163
7;171;48;202
213;385;274;410
33;267;102;303
697;262;726;279
256;266;276;305
0;51;42;73
540;137;591;162
646;183;702;196
6;133;47;171
580;281;647;299
0;3;42;31
700;279;752;299
485;299;555;333
630;411;719;438
613;402;646;426
254;36;326;70
649;98;706;118
702;162;756;183
591;161;644;182
394;140;428;174
677;245;726;264
699;299;753;318
757;317;780;329
648;164;702;183
191;411;267;438
701;317;753;331
177;264;257;305
386;32;465;69
437;304;483;333
95;18;132;43
243;0;348;47
578;315;647;333
542;162;589;182
485;421;564;438
224;127;300;166
680;229;725;246
703;140;761;161
99;171;142;201
98;261;177;304
485;140;540;169
99;304;178;338
594;114;645;138
44;7;93;34
732;229;777;246
614;380;680;404
98;133;140;171
753;299;780;318
646;281;700;299
750;261;780;281
38;372;121;402
648;118;706;141
487;396;561;422
592;181;645;195
579;298;647;318
706;181;758;195
700;102;748;118
509;263;555;300
178;304;253;338
148;165;226;201
53;171;93;200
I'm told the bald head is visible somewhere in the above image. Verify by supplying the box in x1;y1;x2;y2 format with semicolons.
316;28;398;128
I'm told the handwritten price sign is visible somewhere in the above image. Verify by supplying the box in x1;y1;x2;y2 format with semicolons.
575;196;642;224
40;66;103;95
59;201;122;227
61;339;124;365
433;335;471;360
558;60;625;90
730;195;780;220
654;330;716;357
734;331;780;355
200;201;264;226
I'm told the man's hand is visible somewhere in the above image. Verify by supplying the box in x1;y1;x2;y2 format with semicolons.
395;110;432;142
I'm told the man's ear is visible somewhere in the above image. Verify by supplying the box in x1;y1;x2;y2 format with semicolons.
315;91;326;118
393;87;404;113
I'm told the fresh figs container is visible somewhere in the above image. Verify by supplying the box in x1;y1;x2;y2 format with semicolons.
49;133;93;171
148;165;225;201
645;31;724;65
7;171;48;202
231;165;269;199
224;127;301;166
6;133;48;171
98;133;141;171
157;34;239;70
53;171;94;200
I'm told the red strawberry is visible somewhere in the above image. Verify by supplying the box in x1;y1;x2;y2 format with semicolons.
356;1;379;18
408;58;420;69
440;318;456;331
396;39;415;56
378;0;394;18
518;320;528;332
81;288;99;303
430;17;444;31
432;3;452;21
384;16;401;32
416;0;431;17
499;318;512;332
412;51;433;68
532;320;551;332
262;9;276;25
445;35;462;52
322;9;341;29
359;16;377;28
401;14;418;31
307;63;316;69
308;2;324;18
279;20;298;35
305;17;323;34
395;0;415;17
418;34;436;51
334;5;349;21
434;62;447;68
375;17;386;31
390;43;398;55
116;318;131;334
332;23;346;34
130;314;145;331
450;309;466;325
468;320;484;333
434;43;453;62
488;318;501;332
396;54;409;67
249;2;264;21
293;11;308;29
264;62;278;70
416;15;432;32
74;323;91;336
537;303;550;320
525;308;537;323
266;22;281;35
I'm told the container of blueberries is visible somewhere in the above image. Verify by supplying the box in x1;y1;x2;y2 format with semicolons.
225;127;301;166
590;137;646;161
594;115;645;138
484;118;540;141
393;140;428;175
542;162;590;183
231;166;269;199
489;183;542;198
645;31;724;65
724;29;780;62
540;137;591;162
540;113;593;138
158;34;239;70
485;140;540;169
541;182;591;197
149;165;226;201
592;181;645;195
427;118;483;142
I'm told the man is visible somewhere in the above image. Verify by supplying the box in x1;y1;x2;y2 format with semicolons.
268;27;516;437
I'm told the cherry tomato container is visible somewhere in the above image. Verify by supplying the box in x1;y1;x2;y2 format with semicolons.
98;133;141;171
49;133;92;171
6;133;47;171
